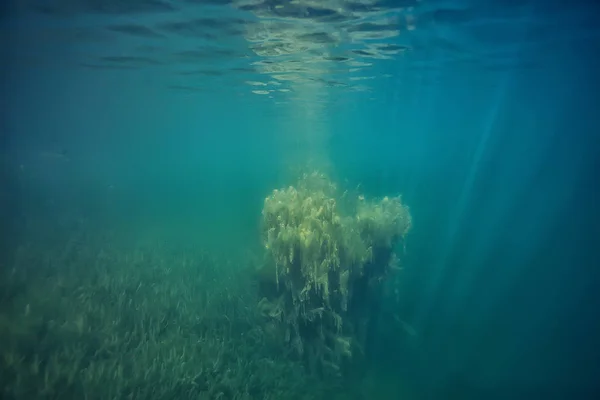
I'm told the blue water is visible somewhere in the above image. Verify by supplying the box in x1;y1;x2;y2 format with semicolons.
2;0;599;399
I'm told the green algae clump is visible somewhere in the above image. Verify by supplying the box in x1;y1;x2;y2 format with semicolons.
258;172;412;376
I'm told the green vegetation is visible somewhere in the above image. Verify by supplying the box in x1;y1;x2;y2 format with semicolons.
0;172;412;399
0;239;328;399
258;172;412;377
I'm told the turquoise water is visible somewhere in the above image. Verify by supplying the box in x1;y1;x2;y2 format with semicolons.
1;1;599;399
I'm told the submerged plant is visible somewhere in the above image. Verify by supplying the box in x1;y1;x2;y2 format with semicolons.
259;172;412;376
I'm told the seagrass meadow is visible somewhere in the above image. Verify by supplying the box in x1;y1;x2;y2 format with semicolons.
0;173;414;400
0;232;338;399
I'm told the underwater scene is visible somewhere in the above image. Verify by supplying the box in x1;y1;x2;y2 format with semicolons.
1;0;599;399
